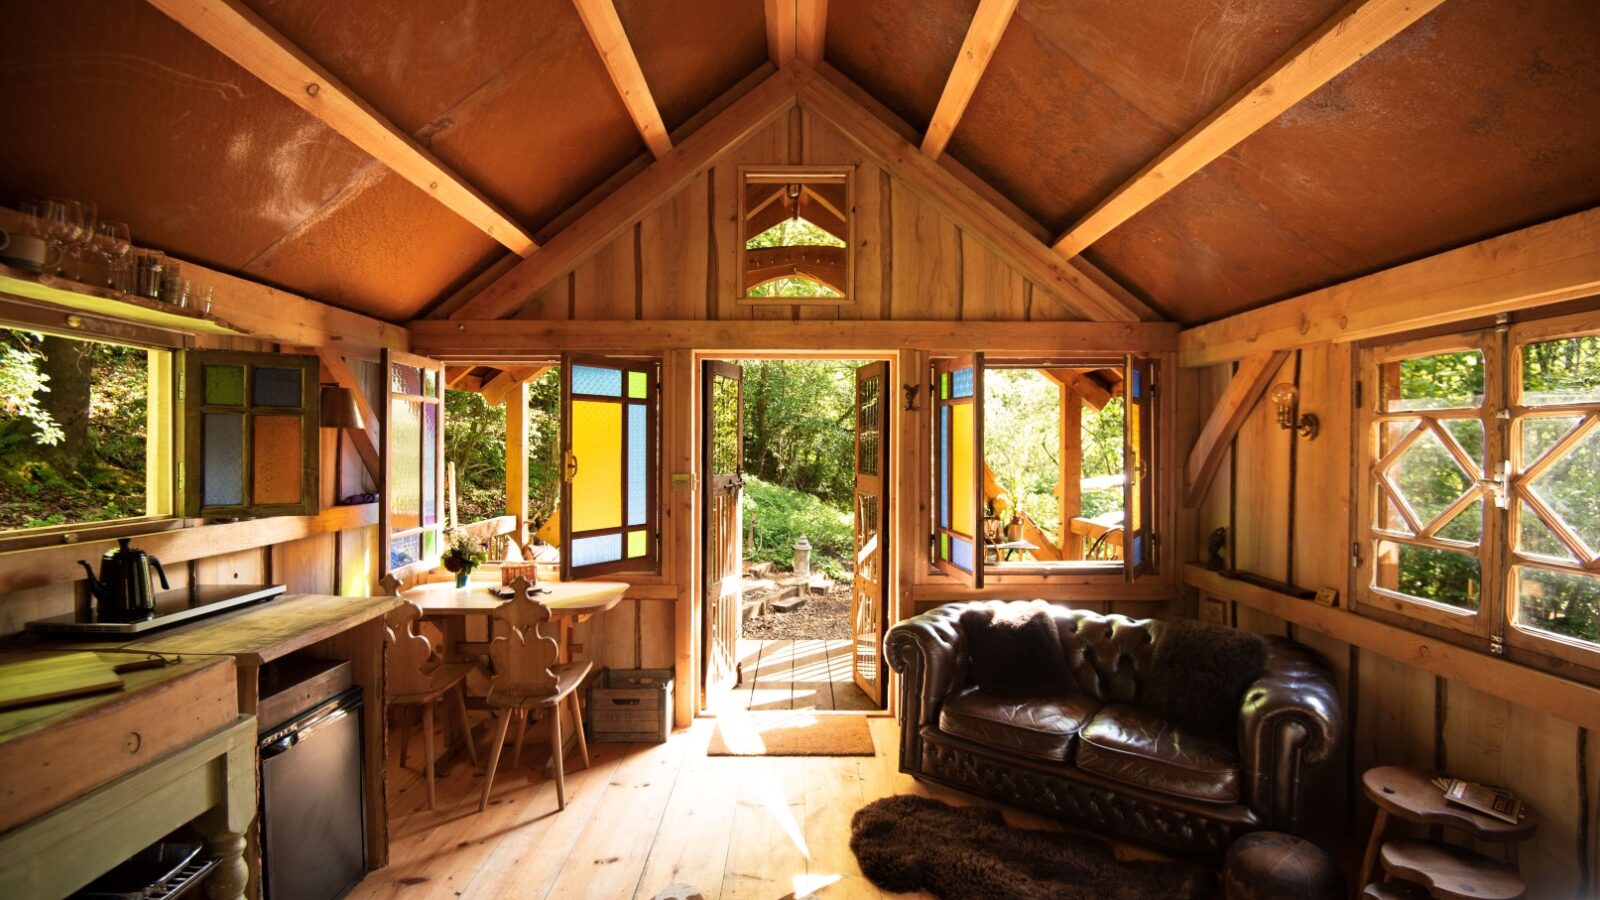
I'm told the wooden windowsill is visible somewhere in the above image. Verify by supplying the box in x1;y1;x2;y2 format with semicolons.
1184;562;1600;733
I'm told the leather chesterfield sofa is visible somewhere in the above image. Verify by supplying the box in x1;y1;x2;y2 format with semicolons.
885;602;1341;857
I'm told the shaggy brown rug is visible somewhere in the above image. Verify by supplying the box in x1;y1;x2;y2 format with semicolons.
849;796;1215;900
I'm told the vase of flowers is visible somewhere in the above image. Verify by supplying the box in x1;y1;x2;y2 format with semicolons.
443;534;487;588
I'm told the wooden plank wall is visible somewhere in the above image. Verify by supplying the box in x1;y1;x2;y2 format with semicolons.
483;107;1175;719
1177;343;1598;898
0;355;385;636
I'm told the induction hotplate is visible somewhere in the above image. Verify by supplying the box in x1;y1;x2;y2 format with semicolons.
26;583;287;636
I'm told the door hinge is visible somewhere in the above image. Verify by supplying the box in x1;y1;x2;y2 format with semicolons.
1489;625;1506;656
1350;542;1363;569
1354;381;1363;409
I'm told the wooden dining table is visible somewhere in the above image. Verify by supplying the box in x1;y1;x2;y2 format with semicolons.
398;578;629;773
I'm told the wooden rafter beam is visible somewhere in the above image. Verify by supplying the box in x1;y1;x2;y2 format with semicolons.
765;0;827;67
481;366;550;407
1183;351;1290;507
146;0;535;257
444;366;477;389
1039;368;1111;411
410;318;1178;358
921;0;1018;160
445;64;802;321
798;68;1149;322
316;350;382;481
1180;206;1600;367
796;0;828;67
572;0;671;158
1052;0;1448;259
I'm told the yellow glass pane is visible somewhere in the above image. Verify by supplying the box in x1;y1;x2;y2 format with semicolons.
627;529;647;558
952;402;973;537
572;400;622;533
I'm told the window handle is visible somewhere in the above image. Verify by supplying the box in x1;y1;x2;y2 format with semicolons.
1477;460;1511;509
563;451;579;483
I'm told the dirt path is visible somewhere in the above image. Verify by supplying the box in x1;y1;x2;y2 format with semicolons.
742;582;853;640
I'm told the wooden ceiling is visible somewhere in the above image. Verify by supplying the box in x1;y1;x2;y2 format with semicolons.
1;0;1594;326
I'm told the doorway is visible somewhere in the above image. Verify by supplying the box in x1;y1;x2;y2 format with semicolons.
701;357;891;715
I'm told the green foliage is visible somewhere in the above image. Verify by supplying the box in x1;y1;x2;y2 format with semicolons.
741;476;852;580
742;359;863;506
0;329;147;531
442;369;561;529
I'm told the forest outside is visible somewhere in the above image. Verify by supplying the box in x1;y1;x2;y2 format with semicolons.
1;327;149;531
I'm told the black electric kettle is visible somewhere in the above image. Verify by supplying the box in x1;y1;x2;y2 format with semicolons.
79;537;170;622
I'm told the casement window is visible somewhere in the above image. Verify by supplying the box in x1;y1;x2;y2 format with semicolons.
1356;310;1600;674
382;351;444;576
560;354;659;579
930;353;1160;586
180;349;320;518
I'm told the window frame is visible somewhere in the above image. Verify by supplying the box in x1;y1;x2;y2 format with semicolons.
0;317;177;548
1355;311;1600;679
381;349;445;581
735;165;855;307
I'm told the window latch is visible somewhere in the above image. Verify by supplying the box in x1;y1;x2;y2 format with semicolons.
1350;542;1362;569
1477;459;1511;509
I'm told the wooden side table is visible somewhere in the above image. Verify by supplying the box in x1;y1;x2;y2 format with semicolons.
1357;766;1537;899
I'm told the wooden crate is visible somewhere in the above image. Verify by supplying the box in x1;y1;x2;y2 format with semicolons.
587;668;672;743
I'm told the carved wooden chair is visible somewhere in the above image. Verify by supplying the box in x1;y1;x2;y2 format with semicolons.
478;577;592;812
383;601;478;809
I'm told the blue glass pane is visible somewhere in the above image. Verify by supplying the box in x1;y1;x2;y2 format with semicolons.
202;413;244;506
1131;366;1144;401
572;365;622;397
939;406;950;528
1133;533;1146;567
951;536;974;573
571;534;622;568
253;367;301;408
389;533;421;571
951;366;974;399
627;403;647;526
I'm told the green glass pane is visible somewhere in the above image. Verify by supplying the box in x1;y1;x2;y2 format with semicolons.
628;370;647;399
1522;334;1600;406
204;365;244;406
423;368;438;397
627;529;647;558
1515;566;1600;645
940;533;950;560
423;528;437;560
940;372;950;400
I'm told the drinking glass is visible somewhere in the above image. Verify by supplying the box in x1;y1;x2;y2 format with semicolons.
96;221;131;289
69;199;98;268
40;200;77;274
134;249;165;299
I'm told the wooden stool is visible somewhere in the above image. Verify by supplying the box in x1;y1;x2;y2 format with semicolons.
1380;840;1525;900
1356;767;1537;899
1224;831;1345;900
1362;881;1430;900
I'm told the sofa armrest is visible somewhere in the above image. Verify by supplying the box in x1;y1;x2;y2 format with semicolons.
1238;638;1343;831
885;604;970;731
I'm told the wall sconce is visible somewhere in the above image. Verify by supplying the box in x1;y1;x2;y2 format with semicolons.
902;383;921;411
1268;383;1318;439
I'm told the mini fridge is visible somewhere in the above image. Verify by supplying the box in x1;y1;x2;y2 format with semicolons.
258;686;367;900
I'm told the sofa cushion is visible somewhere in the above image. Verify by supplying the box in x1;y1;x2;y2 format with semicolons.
1140;618;1266;744
1077;705;1243;804
938;687;1099;762
959;601;1068;697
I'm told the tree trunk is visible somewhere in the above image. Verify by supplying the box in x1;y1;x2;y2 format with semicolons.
37;336;92;470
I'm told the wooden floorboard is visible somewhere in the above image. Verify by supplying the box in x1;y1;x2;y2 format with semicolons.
356;713;1190;900
729;638;875;713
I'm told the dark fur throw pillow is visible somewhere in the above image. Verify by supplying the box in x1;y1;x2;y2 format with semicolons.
1140;618;1267;745
959;602;1067;698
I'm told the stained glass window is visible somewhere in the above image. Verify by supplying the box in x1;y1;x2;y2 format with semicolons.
185;351;318;517
383;352;444;577
933;356;982;587
565;356;659;578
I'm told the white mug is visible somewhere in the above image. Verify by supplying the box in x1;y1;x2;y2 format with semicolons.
0;229;61;274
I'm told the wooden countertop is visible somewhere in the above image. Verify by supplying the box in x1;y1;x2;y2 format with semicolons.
122;593;401;665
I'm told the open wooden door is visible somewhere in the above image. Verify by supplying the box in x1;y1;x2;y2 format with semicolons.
932;354;984;587
702;361;744;702
851;361;890;706
1124;356;1157;579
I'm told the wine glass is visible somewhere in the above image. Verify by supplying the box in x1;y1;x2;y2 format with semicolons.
68;199;97;268
96;221;131;290
40;199;76;274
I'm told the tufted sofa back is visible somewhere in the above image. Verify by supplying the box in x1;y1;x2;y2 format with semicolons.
955;600;1163;704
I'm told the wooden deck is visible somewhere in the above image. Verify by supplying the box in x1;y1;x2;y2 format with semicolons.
350;716;1169;900
734;638;877;712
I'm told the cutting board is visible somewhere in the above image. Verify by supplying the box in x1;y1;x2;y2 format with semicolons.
0;652;125;711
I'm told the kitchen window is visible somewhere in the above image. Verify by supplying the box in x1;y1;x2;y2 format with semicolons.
1356;310;1600;675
